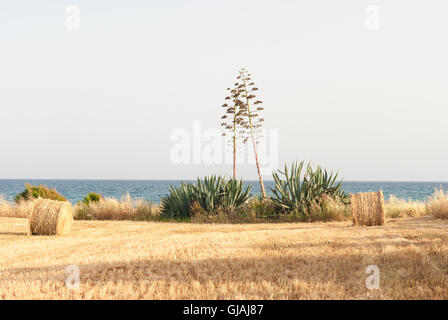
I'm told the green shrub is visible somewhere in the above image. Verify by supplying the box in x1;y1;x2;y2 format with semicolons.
270;161;349;216
14;183;67;203
160;176;251;219
83;192;103;206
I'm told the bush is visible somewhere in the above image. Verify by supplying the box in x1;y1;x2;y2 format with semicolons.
83;192;103;206
14;183;67;203
270;161;349;216
160;176;251;219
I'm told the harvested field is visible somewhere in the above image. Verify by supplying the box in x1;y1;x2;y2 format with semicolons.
0;216;447;299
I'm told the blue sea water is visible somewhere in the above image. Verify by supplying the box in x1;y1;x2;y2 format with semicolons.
1;180;447;204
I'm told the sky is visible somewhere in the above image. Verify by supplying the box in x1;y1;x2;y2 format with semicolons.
0;0;447;181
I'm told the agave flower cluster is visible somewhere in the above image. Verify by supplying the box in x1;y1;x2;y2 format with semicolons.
236;68;264;144
221;68;264;146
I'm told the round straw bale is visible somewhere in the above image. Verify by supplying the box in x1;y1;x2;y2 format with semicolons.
29;199;74;235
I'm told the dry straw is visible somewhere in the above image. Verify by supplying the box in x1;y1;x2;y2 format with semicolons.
29;199;74;235
350;190;385;226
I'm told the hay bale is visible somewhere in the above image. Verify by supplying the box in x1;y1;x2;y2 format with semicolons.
351;190;385;226
29;199;74;235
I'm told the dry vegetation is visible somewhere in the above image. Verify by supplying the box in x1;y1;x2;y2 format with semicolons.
0;216;447;299
0;195;31;218
426;189;448;219
73;194;160;221
385;196;426;218
2;190;448;223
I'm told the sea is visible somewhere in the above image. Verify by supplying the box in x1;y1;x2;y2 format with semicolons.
1;180;447;204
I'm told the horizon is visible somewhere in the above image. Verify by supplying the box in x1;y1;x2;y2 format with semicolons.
1;178;448;183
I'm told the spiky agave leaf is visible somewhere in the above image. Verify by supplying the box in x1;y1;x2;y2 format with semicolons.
270;161;349;215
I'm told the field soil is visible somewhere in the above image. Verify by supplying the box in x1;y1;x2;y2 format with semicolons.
0;216;447;299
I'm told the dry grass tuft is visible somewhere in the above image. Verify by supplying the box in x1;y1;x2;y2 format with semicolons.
302;195;350;222
351;191;386;226
29;199;74;236
385;195;426;218
74;194;160;221
0;195;32;218
426;189;448;219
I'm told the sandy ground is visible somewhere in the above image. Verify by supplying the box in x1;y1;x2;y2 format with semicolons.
0;216;447;299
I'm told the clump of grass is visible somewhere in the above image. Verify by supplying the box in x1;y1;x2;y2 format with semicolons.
0;195;32;218
0;195;10;214
385;195;426;218
189;196;278;224
244;197;278;220
190;204;244;224
426;189;448;219
302;195;350;222
190;202;260;224
74;193;160;221
14;183;67;203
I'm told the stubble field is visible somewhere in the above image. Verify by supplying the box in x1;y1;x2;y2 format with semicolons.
0;216;447;299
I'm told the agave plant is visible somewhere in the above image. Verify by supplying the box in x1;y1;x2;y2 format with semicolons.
270;161;349;214
193;176;226;213
160;183;195;219
221;179;252;208
160;176;251;219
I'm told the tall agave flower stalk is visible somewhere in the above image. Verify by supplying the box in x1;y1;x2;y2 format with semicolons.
237;68;267;198
221;86;245;179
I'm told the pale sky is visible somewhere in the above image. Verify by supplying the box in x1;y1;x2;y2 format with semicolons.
0;1;447;181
